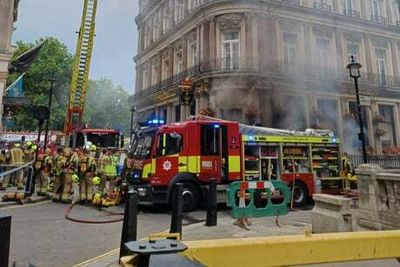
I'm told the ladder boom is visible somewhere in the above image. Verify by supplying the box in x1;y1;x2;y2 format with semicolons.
64;0;98;134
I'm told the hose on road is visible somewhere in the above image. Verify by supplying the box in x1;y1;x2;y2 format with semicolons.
64;201;124;224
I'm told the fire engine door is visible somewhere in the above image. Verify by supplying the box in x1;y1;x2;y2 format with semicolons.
154;132;183;184
200;124;228;183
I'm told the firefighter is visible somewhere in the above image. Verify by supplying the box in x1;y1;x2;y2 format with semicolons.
52;147;64;201
342;152;354;180
8;143;25;190
104;149;117;193
97;149;108;193
59;148;79;203
36;148;53;196
79;149;97;202
24;141;35;163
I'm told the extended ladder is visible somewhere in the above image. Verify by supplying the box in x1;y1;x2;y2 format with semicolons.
64;0;98;134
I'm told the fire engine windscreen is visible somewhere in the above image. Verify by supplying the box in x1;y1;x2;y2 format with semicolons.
133;135;154;159
76;133;119;148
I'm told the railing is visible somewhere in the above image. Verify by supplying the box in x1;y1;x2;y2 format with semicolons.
371;15;388;24
350;154;400;169
135;57;400;99
343;9;360;18
313;1;332;12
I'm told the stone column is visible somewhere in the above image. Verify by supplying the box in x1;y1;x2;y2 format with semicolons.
363;36;374;73
167;103;173;123
390;41;399;77
245;14;253;59
209;17;216;60
200;19;209;62
182;36;188;71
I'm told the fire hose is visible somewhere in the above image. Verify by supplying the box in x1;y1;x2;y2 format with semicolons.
63;177;130;224
64;200;124;224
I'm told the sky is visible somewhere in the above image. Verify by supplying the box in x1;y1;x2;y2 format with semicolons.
12;0;139;94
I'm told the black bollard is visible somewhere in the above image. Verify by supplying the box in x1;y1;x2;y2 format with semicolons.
24;167;34;195
206;178;217;226
0;212;11;267
119;190;138;261
170;183;183;239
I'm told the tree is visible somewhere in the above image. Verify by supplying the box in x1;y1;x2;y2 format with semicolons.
7;37;73;131
84;78;131;135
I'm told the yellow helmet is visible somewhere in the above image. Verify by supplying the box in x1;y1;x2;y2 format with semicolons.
72;174;80;183
32;145;38;151
90;144;97;152
26;141;33;147
15;143;21;148
92;176;101;186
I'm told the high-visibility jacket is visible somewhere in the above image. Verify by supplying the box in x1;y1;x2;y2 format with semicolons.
103;155;117;177
9;148;24;166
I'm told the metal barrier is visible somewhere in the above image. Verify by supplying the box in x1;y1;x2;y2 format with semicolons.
350;154;400;169
226;180;291;219
182;230;400;267
0;160;35;195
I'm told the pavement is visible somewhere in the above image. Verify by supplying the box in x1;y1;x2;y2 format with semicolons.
76;208;313;267
0;186;49;208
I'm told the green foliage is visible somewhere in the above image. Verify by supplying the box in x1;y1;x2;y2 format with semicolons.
7;37;73;131
84;78;131;135
7;37;132;134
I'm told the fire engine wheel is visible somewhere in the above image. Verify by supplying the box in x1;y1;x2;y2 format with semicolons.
292;182;308;208
173;183;200;212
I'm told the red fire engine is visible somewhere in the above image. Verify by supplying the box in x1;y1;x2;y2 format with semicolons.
129;117;343;211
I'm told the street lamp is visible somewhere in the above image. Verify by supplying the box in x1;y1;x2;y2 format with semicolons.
129;105;136;145
346;56;367;163
43;76;56;151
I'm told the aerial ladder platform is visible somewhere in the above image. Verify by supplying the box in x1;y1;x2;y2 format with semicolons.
64;0;98;134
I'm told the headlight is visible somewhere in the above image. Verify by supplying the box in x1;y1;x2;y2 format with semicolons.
138;188;146;197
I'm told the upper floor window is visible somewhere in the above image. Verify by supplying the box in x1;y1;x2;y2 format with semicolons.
343;0;358;16
375;48;387;85
163;1;173;33
316;38;330;66
371;0;381;21
393;1;400;25
188;39;198;67
162;59;170;80
222;32;240;69
347;43;360;62
142;69;150;89
188;0;201;11
151;62;159;85
143;25;150;49
282;32;297;63
153;10;162;41
175;48;183;73
378;104;397;148
175;0;185;24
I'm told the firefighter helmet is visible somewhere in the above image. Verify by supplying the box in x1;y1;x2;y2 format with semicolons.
72;174;80;183
90;145;97;152
92;176;101;186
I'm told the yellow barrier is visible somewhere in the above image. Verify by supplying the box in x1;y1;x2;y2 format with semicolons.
182;231;400;267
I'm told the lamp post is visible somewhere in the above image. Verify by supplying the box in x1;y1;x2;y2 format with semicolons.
346;56;367;163
43;76;56;151
129;105;136;145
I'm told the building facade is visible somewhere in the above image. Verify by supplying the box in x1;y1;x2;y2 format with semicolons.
0;0;19;131
133;0;400;154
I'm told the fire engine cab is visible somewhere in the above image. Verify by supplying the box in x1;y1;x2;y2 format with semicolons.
129;117;343;211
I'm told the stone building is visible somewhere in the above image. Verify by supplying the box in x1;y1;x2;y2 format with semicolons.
0;0;19;131
133;0;400;154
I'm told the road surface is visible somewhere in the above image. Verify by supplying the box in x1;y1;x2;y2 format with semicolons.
1;201;175;267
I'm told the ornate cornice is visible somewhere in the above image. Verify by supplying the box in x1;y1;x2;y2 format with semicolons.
216;13;244;31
